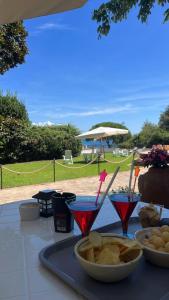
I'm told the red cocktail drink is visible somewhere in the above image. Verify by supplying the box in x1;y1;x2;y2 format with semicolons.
67;200;100;237
109;193;140;236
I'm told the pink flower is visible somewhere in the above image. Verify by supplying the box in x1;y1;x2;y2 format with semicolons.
141;147;169;168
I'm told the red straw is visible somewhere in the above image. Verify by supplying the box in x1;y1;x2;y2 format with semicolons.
95;169;108;206
99;166;120;208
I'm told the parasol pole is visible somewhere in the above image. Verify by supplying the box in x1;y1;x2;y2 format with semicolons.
97;137;102;175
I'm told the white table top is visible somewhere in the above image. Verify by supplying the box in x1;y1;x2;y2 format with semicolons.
0;197;169;300
81;149;97;155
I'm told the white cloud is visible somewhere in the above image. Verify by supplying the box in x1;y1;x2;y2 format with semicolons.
32;121;54;126
116;91;169;103
29;21;75;37
37;22;74;31
53;104;136;118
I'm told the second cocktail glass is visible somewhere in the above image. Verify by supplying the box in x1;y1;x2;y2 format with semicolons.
108;192;140;236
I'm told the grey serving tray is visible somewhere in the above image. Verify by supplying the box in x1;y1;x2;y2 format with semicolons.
39;218;169;300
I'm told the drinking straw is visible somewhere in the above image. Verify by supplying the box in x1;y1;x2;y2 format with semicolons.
128;161;134;201
95;169;108;206
99;166;120;208
131;166;140;199
128;150;137;201
132;166;140;192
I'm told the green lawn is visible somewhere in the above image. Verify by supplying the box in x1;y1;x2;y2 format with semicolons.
1;154;132;189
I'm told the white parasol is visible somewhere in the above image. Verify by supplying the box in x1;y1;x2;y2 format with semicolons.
0;0;87;25
76;127;128;140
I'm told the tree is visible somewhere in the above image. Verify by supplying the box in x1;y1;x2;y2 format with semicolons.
159;106;169;131
135;121;169;148
0;92;29;123
90;121;128;131
0;22;28;74
39;124;82;158
121;133;139;149
93;1;169;37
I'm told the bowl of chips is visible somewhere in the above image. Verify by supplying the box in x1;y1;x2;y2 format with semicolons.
74;232;142;282
135;225;169;268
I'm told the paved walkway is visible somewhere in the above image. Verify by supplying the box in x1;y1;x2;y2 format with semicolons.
0;170;145;205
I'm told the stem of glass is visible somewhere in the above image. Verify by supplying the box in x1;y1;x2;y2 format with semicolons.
81;232;87;238
121;220;128;236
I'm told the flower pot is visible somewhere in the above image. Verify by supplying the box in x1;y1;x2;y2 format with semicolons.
138;167;169;209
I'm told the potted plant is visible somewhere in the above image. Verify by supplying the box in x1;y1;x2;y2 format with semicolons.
138;146;169;208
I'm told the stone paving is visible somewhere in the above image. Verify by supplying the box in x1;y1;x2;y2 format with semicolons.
0;169;145;205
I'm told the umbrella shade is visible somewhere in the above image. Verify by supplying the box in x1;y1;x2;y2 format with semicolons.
0;0;87;25
76;127;128;140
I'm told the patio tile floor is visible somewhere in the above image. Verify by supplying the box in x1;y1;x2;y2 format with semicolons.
0;170;144;205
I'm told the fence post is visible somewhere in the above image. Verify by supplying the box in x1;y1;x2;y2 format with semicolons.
97;154;100;175
0;165;2;189
53;159;56;182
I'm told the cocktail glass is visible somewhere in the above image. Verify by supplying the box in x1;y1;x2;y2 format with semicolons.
66;197;100;237
108;193;140;237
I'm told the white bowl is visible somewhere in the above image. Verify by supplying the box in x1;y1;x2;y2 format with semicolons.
19;202;40;221
74;233;143;282
135;227;169;268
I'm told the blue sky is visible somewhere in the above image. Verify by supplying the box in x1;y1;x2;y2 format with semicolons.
0;0;169;133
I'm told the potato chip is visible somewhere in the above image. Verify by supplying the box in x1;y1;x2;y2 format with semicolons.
102;237;115;245
89;231;102;248
102;236;125;246
119;245;128;253
120;242;141;257
122;240;141;249
94;249;100;260
79;241;93;254
96;248;120;265
120;248;141;263
102;244;120;255
86;248;95;263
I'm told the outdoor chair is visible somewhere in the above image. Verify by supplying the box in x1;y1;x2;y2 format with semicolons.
112;148;120;156
63;150;73;164
120;149;129;157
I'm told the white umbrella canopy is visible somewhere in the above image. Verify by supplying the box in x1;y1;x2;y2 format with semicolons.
0;0;87;25
76;127;128;140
